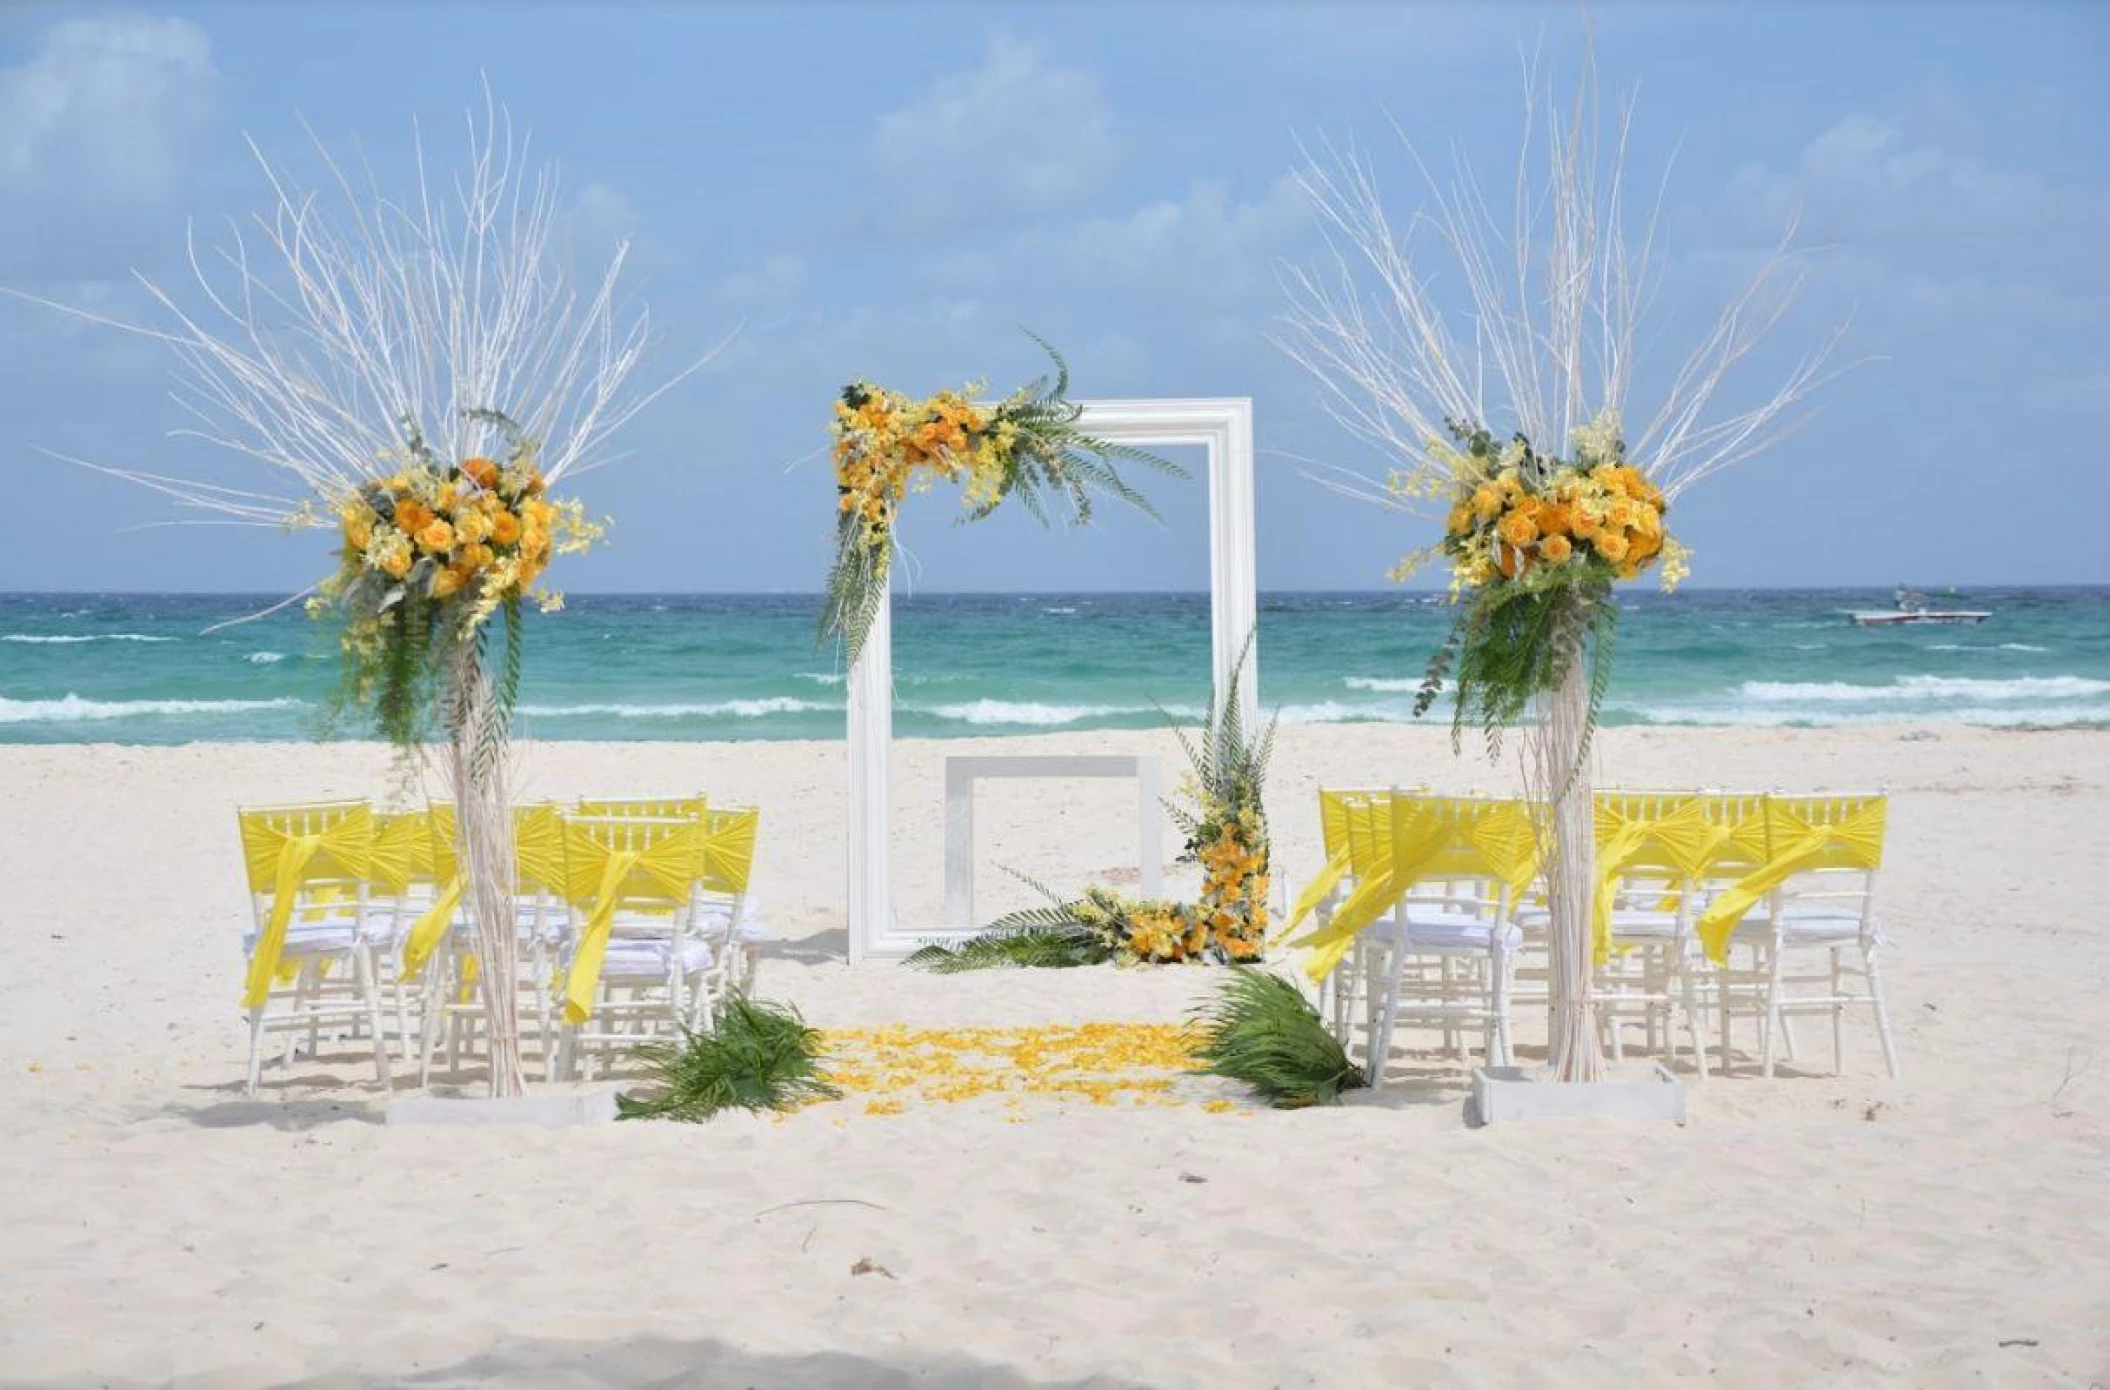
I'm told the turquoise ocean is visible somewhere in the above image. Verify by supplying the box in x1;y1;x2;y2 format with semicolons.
1;588;2105;745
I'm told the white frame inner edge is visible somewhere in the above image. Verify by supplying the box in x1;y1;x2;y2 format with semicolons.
846;397;1257;962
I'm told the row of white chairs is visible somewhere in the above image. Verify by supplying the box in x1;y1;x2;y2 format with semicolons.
234;796;765;1095
1299;787;1900;1087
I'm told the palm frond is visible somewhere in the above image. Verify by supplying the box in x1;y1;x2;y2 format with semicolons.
1191;969;1366;1108
904;923;1113;974
616;994;839;1121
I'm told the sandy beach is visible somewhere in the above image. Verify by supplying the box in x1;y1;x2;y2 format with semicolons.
1;724;2106;1387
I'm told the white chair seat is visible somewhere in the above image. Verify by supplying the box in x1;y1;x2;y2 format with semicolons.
243;921;364;956
1372;908;1522;953
1734;909;1868;946
599;938;713;978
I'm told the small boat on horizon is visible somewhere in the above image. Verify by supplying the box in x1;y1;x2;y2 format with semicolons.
1848;587;1992;627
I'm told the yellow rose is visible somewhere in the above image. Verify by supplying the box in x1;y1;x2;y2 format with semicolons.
342;513;373;550
489;510;522;545
430;565;467;599
1499;510;1539;548
381;546;412;579
1471;485;1502;520
453;509;491;545
1595;530;1631;564
416;518;455;554
1539;533;1574;564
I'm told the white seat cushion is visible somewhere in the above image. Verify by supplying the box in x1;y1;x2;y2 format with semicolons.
243;922;361;957
1734;910;1867;946
599;938;713;978
1371;908;1522;953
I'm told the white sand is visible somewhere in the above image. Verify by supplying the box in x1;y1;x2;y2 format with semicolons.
1;726;2106;1387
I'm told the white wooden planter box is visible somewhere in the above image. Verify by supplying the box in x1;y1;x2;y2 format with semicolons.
1469;1063;1685;1127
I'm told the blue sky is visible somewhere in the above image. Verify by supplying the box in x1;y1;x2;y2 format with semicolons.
3;3;2107;593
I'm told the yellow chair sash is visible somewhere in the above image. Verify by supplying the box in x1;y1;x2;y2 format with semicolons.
1286;848;1351;936
1293;801;1455;982
701;807;759;895
559;821;702;1025
514;803;565;895
1588;799;1729;963
400;872;465;981
237;805;372;1009
1696;797;1887;963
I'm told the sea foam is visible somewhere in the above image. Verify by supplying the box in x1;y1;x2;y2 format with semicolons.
1;633;177;644
0;695;300;724
518;697;829;719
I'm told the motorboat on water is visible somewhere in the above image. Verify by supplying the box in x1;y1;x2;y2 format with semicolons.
1847;587;1992;627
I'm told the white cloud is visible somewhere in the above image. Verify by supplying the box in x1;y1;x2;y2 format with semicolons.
870;37;1116;228
1701;112;2109;334
0;13;218;203
936;175;1309;305
714;254;808;307
567;180;639;252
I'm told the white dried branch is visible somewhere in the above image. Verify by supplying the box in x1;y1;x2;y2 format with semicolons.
1279;44;1845;512
5;84;723;520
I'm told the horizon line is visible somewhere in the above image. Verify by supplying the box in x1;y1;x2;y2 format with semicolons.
1;582;2104;599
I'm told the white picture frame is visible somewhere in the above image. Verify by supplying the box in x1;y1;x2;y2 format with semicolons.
846;397;1256;962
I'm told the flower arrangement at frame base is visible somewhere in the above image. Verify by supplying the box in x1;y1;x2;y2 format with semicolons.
819;336;1183;664
907;653;1274;972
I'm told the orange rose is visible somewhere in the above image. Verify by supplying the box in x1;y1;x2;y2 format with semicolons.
430;565;468;599
416;518;455;554
393;500;433;535
1499;510;1539;548
1536;503;1571;538
461;457;499;489
489;510;522;545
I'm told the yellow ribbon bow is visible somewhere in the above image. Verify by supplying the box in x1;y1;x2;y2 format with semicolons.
1696;796;1887;964
237;805;372;1009
558;818;703;1025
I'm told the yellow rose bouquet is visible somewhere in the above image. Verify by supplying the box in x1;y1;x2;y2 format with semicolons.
319;410;602;751
1403;412;1691;763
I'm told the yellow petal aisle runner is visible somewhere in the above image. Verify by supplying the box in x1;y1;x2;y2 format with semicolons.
817;1023;1240;1119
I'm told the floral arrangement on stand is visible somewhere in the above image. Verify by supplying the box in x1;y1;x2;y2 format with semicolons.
819;337;1182;663
1405;414;1687;764
13;103;711;1098
1281;51;1843;1082
323;411;603;751
907;651;1274;972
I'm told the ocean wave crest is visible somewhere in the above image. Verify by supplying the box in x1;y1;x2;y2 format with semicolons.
1738;675;2110;704
1343;677;1418;693
0;694;301;724
919;699;1205;727
518;697;829;719
245;651;287;665
1279;700;1410;724
1;633;178;644
792;672;845;686
1621;702;2109;730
